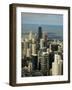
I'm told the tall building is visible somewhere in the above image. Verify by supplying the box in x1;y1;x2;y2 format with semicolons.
49;44;52;52
32;55;38;70
37;50;42;70
28;62;32;72
44;33;48;47
32;43;36;55
52;54;63;75
26;48;31;58
29;31;33;41
41;53;49;75
40;38;44;49
32;38;35;44
23;38;29;56
58;60;63;75
38;26;42;42
21;40;24;59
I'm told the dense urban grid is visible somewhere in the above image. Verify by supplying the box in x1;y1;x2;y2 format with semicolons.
21;27;63;77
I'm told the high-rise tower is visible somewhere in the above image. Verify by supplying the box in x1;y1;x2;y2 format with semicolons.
38;26;42;42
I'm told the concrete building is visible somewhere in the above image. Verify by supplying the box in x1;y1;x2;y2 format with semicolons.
49;44;52;52
40;38;44;49
29;31;33;41
26;48;31;58
52;54;63;75
28;62;32;72
32;43;36;55
41;53;49;75
23;39;29;56
32;38;35;44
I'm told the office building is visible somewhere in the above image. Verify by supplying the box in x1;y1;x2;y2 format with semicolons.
32;55;38;70
32;43;36;55
52;54;63;75
28;62;32;72
40;53;49;75
40;38;44;49
38;26;43;42
26;48;31;58
29;31;33;41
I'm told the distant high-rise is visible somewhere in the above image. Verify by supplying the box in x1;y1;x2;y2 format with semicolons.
40;38;44;49
44;33;48;47
32;44;36;55
29;31;33;41
38;26;42;41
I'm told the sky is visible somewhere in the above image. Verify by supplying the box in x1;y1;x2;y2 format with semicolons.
21;12;63;26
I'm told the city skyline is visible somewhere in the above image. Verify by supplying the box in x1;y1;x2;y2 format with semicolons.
21;26;63;77
21;12;63;77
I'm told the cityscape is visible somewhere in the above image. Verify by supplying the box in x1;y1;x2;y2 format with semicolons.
21;26;63;77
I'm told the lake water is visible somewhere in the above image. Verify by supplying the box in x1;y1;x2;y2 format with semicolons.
22;24;63;40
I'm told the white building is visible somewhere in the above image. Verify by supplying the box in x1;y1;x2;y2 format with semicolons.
26;48;31;57
40;38;44;49
32;43;36;55
28;62;32;72
52;54;63;75
29;31;33;41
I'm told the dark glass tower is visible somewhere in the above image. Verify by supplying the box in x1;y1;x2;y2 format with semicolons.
36;26;43;50
32;55;38;70
38;26;42;41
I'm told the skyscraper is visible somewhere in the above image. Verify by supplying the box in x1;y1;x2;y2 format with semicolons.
52;54;63;75
29;31;33;41
38;26;43;42
40;53;49;75
32;44;36;55
32;55;38;70
40;38;44;49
